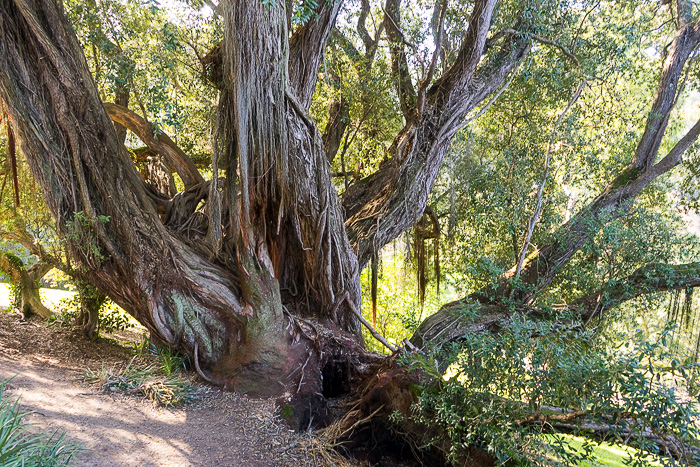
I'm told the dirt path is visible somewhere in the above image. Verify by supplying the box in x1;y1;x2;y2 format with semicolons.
0;311;350;466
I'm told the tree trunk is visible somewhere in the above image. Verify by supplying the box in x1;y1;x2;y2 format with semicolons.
0;0;368;416
5;0;700;463
73;281;106;340
141;153;177;198
0;252;53;319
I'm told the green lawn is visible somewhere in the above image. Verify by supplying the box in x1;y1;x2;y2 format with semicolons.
545;434;664;466
0;282;76;311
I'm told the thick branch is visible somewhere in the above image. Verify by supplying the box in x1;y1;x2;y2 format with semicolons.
26;259;53;281
288;0;343;109
631;16;700;170
357;0;375;54
343;29;531;267
383;0;417;121
103;103;204;188
498;114;700;303
323;12;383;163
409;302;509;349
484;17;700;303
552;421;700;461
322;95;349;162
430;0;498;107
416;0;448;114
572;262;700;319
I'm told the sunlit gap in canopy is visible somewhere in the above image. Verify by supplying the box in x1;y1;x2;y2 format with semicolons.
152;0;214;26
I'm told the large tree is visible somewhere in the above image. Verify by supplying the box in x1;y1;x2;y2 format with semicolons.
2;0;700;462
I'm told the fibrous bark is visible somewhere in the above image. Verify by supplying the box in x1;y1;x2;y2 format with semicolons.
1;0;252;387
0;0;540;415
4;0;700;463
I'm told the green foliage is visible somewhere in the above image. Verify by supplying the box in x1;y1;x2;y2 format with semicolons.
50;294;133;335
99;301;131;334
84;357;194;407
0;378;80;466
150;344;188;377
291;0;320;25
0;252;24;310
260;0;323;24
65;0;220;165
359;250;445;353
63;212;110;268
130;335;188;377
407;317;699;465
6;282;20;311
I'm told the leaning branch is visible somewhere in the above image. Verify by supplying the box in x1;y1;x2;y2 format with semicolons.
514;80;586;278
487;17;700;303
342;19;531;267
288;0;343;109
3;226;73;276
103;103;204;188
631;15;700;170
433;0;498;99
552;421;700;461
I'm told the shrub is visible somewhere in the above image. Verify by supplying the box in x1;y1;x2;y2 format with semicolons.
50;295;132;334
407;316;700;466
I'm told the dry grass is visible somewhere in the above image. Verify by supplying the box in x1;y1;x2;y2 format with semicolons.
83;358;195;407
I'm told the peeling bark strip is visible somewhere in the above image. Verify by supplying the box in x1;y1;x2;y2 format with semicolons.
7;123;19;207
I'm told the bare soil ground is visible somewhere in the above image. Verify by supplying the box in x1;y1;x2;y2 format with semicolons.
0;309;358;466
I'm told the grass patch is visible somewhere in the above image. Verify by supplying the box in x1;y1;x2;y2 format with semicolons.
0;377;80;466
83;357;196;407
39;288;76;309
544;434;664;467
0;282;75;311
